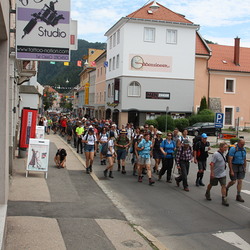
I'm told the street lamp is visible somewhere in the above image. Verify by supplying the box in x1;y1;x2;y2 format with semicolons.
165;106;169;132
65;79;69;84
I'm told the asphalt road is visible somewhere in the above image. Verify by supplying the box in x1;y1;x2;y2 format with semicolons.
63;135;250;250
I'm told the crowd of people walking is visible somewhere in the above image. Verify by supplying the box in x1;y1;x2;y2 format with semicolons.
38;115;247;207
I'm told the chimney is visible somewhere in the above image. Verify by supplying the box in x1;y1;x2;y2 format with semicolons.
234;37;240;66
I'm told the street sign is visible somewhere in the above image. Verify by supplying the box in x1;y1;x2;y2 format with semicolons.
215;113;224;128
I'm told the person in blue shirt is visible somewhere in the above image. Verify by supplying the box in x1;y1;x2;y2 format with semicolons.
158;133;176;182
226;139;247;202
137;133;155;185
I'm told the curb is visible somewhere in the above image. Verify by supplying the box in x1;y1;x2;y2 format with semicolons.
56;135;168;250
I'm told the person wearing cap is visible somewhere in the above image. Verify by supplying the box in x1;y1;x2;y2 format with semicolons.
115;129;130;174
152;131;163;175
103;131;116;178
193;133;211;187
82;127;97;174
175;139;193;191
205;142;229;206
159;132;176;182
137;133;155;185
110;124;118;139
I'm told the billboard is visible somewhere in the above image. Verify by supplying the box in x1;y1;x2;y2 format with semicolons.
129;54;172;72
16;0;71;61
26;139;50;178
19;108;38;149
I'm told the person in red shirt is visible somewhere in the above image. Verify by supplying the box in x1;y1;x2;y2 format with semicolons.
61;117;67;137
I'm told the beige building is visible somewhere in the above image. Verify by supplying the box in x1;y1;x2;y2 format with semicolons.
195;37;250;128
94;51;107;119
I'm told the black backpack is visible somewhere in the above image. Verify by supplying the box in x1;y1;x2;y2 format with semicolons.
101;142;109;156
192;135;202;150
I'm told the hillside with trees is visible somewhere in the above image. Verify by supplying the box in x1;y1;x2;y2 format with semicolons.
37;39;106;92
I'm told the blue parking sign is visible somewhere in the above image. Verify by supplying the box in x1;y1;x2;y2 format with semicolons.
215;113;224;128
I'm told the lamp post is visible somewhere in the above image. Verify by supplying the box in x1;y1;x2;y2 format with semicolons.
165;106;169;133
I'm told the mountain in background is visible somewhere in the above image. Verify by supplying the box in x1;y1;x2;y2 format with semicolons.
37;39;106;92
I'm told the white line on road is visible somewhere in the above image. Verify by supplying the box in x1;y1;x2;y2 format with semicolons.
241;190;250;195
213;232;250;250
237;203;250;212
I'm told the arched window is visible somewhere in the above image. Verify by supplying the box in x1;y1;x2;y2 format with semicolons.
128;81;141;97
108;84;111;98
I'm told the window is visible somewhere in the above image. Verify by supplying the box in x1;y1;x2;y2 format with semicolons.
144;27;155;42
109;58;111;71
225;107;233;125
100;92;102;102
116;54;119;69
109;36;112;49
113;33;116;47
117;29;120;44
104;91;106;101
101;67;102;75
128;81;141;97
166;29;177;44
97;69;99;77
108;84;111;97
112;57;115;70
111;83;114;97
225;79;235;93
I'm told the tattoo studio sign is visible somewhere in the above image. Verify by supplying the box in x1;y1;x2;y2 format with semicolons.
16;0;71;61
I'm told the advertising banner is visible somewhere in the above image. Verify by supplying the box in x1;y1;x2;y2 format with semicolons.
16;0;71;61
26;139;50;178
19;108;38;149
130;54;172;72
36;126;45;139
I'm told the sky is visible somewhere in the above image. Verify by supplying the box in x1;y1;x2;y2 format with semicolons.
71;0;250;47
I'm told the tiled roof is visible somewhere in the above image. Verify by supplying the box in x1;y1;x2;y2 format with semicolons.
196;32;210;56
127;1;193;24
44;86;57;93
208;43;250;72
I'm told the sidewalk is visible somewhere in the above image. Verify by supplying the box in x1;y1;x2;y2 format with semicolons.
4;134;167;250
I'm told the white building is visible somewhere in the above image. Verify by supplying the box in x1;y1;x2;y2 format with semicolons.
105;1;199;126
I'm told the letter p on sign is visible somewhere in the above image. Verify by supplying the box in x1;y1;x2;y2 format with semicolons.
215;113;224;128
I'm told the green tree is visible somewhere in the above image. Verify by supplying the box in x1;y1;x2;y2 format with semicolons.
199;96;208;113
43;91;55;110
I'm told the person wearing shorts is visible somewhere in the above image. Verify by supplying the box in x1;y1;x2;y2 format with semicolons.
115;129;130;174
137;133;155;185
82;127;97;174
103;132;116;178
226;139;247;202
194;133;210;187
205;142;229;206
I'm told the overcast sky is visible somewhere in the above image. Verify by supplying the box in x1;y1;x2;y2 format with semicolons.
71;0;250;47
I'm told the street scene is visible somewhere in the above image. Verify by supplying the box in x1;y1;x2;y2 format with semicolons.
1;0;250;250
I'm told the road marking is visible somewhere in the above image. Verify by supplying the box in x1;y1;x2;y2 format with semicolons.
237;203;250;212
241;190;250;195
213;232;250;250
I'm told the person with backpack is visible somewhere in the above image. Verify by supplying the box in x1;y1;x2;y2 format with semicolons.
193;133;211;187
158;132;176;182
82;127;97;174
152;131;164;175
226;139;247;202
205;142;229;206
103;131;116;178
175;139;193;191
137;133;155;185
98;127;109;165
54;148;67;168
115;129;130;174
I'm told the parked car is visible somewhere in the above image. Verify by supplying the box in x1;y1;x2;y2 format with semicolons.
185;122;221;136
